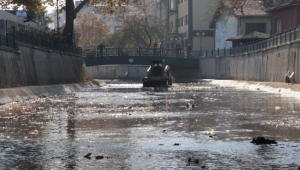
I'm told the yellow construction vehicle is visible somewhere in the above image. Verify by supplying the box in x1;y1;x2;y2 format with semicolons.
143;60;172;87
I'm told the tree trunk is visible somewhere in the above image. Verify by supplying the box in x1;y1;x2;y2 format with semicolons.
63;0;89;44
63;0;75;44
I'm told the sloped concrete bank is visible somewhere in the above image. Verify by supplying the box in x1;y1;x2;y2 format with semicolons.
0;42;85;88
202;40;300;83
0;81;103;105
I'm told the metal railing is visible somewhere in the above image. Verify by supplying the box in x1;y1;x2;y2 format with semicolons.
85;47;201;59
210;28;300;57
0;32;15;49
0;26;83;56
3;26;298;58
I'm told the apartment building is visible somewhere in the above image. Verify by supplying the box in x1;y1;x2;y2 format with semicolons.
168;0;218;51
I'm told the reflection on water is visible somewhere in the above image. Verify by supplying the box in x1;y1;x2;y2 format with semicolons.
1;80;300;169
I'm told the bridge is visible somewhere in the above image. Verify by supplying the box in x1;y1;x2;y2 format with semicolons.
85;48;201;69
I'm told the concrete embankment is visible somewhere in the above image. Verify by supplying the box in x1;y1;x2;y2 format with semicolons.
0;81;103;105
86;65;148;80
0;42;85;88
202;40;300;83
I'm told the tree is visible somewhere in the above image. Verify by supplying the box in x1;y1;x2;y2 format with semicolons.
63;0;145;44
1;0;144;44
215;0;276;16
74;13;109;49
0;0;54;12
1;0;271;44
106;11;168;48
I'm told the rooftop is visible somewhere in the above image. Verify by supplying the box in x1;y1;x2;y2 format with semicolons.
209;0;269;28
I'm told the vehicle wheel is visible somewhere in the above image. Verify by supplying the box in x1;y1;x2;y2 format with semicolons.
167;77;172;86
143;78;149;87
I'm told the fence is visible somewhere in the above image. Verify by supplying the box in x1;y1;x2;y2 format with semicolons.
0;26;83;56
0;32;15;49
5;26;298;58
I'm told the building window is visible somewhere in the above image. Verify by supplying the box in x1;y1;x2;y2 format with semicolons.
275;18;282;33
245;23;266;34
182;17;185;26
185;15;188;25
170;0;174;9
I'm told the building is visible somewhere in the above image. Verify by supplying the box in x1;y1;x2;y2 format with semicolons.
168;0;218;51
5;10;46;26
209;0;271;49
264;0;300;35
0;10;45;35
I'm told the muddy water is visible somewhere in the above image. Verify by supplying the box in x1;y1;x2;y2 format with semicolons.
1;80;300;170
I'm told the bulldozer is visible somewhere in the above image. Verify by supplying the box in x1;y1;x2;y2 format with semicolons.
143;60;172;87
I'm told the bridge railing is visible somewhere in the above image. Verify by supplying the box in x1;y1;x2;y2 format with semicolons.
86;47;201;58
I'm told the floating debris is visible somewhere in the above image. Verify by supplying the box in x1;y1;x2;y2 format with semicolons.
95;156;104;160
275;106;281;110
251;137;277;145
187;158;199;164
84;153;92;159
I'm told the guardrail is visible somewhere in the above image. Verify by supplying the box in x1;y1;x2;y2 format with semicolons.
0;26;83;56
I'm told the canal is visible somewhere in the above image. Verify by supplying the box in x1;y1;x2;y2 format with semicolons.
0;80;300;169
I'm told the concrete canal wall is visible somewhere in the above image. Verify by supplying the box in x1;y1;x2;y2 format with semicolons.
86;65;148;80
0;42;85;88
201;40;300;83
